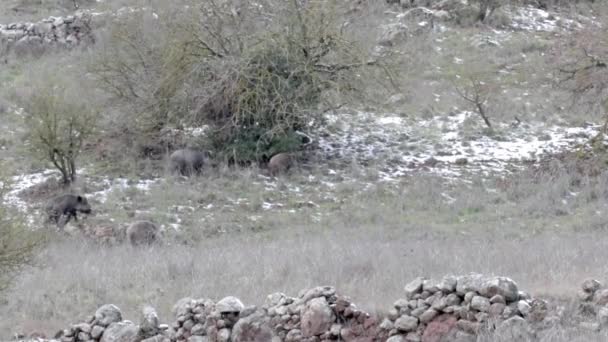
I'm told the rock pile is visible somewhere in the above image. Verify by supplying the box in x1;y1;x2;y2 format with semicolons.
18;274;551;342
380;274;548;341
57;304;170;342
263;286;377;341
0;12;94;55
170;296;245;341
168;287;377;341
578;278;608;331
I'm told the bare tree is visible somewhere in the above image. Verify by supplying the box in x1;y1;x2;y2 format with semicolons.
453;75;496;129
25;86;96;185
554;17;608;134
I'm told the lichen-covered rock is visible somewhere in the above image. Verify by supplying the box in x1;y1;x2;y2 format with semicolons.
480;277;519;302
100;321;138;342
582;279;602;293
95;305;123;327
456;274;486;295
301;297;335;337
232;311;275;342
394;315;418;332
140;306;160;339
405;277;426;299
421;314;457;342
216;296;245;314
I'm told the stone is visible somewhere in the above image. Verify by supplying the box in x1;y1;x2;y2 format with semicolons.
517;300;531;316
411;307;427;318
191;323;205;335
582;279;601;293
421;314;457;342
480;277;519;302
301;297;335;337
470;296;490;312
489;295;506;304
387;335;407;342
217;328;230;342
496;316;534;340
444;294;461;306
266;292;288;307
77;332;91;341
394;315;418;332
405;277;425;299
388;308;400;321
173;298;195;316
456;274;486;295
91;326;105;339
419;309;439;324
73;323;91;333
456;320;480;334
489;303;506;316
463;292;475;304
395;299;410;310
140;306;160;338
422;280;439;293
474;312;489;323
95;305;123;327
380;318;394;331
217;296;245;314
100;321;138;342
405;332;421;341
232;311;274;342
437;276;457;293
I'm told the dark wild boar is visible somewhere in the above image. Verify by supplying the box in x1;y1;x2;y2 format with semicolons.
46;194;92;228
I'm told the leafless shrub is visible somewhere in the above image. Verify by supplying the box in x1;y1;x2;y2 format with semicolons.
553;17;608;130
450;61;499;130
22;80;97;185
90;0;394;163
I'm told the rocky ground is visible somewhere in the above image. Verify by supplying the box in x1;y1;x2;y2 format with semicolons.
15;275;608;342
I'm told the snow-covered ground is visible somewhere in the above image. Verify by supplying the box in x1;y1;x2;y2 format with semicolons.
317;111;599;181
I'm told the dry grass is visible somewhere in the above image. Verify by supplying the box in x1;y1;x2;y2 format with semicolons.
3;225;608;338
4;156;608;337
4;2;608;341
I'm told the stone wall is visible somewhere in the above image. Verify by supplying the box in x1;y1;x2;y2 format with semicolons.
0;12;94;56
17;273;559;342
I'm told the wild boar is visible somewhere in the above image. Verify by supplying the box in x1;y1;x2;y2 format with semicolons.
46;194;92;228
126;220;160;246
268;152;294;176
169;148;209;176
